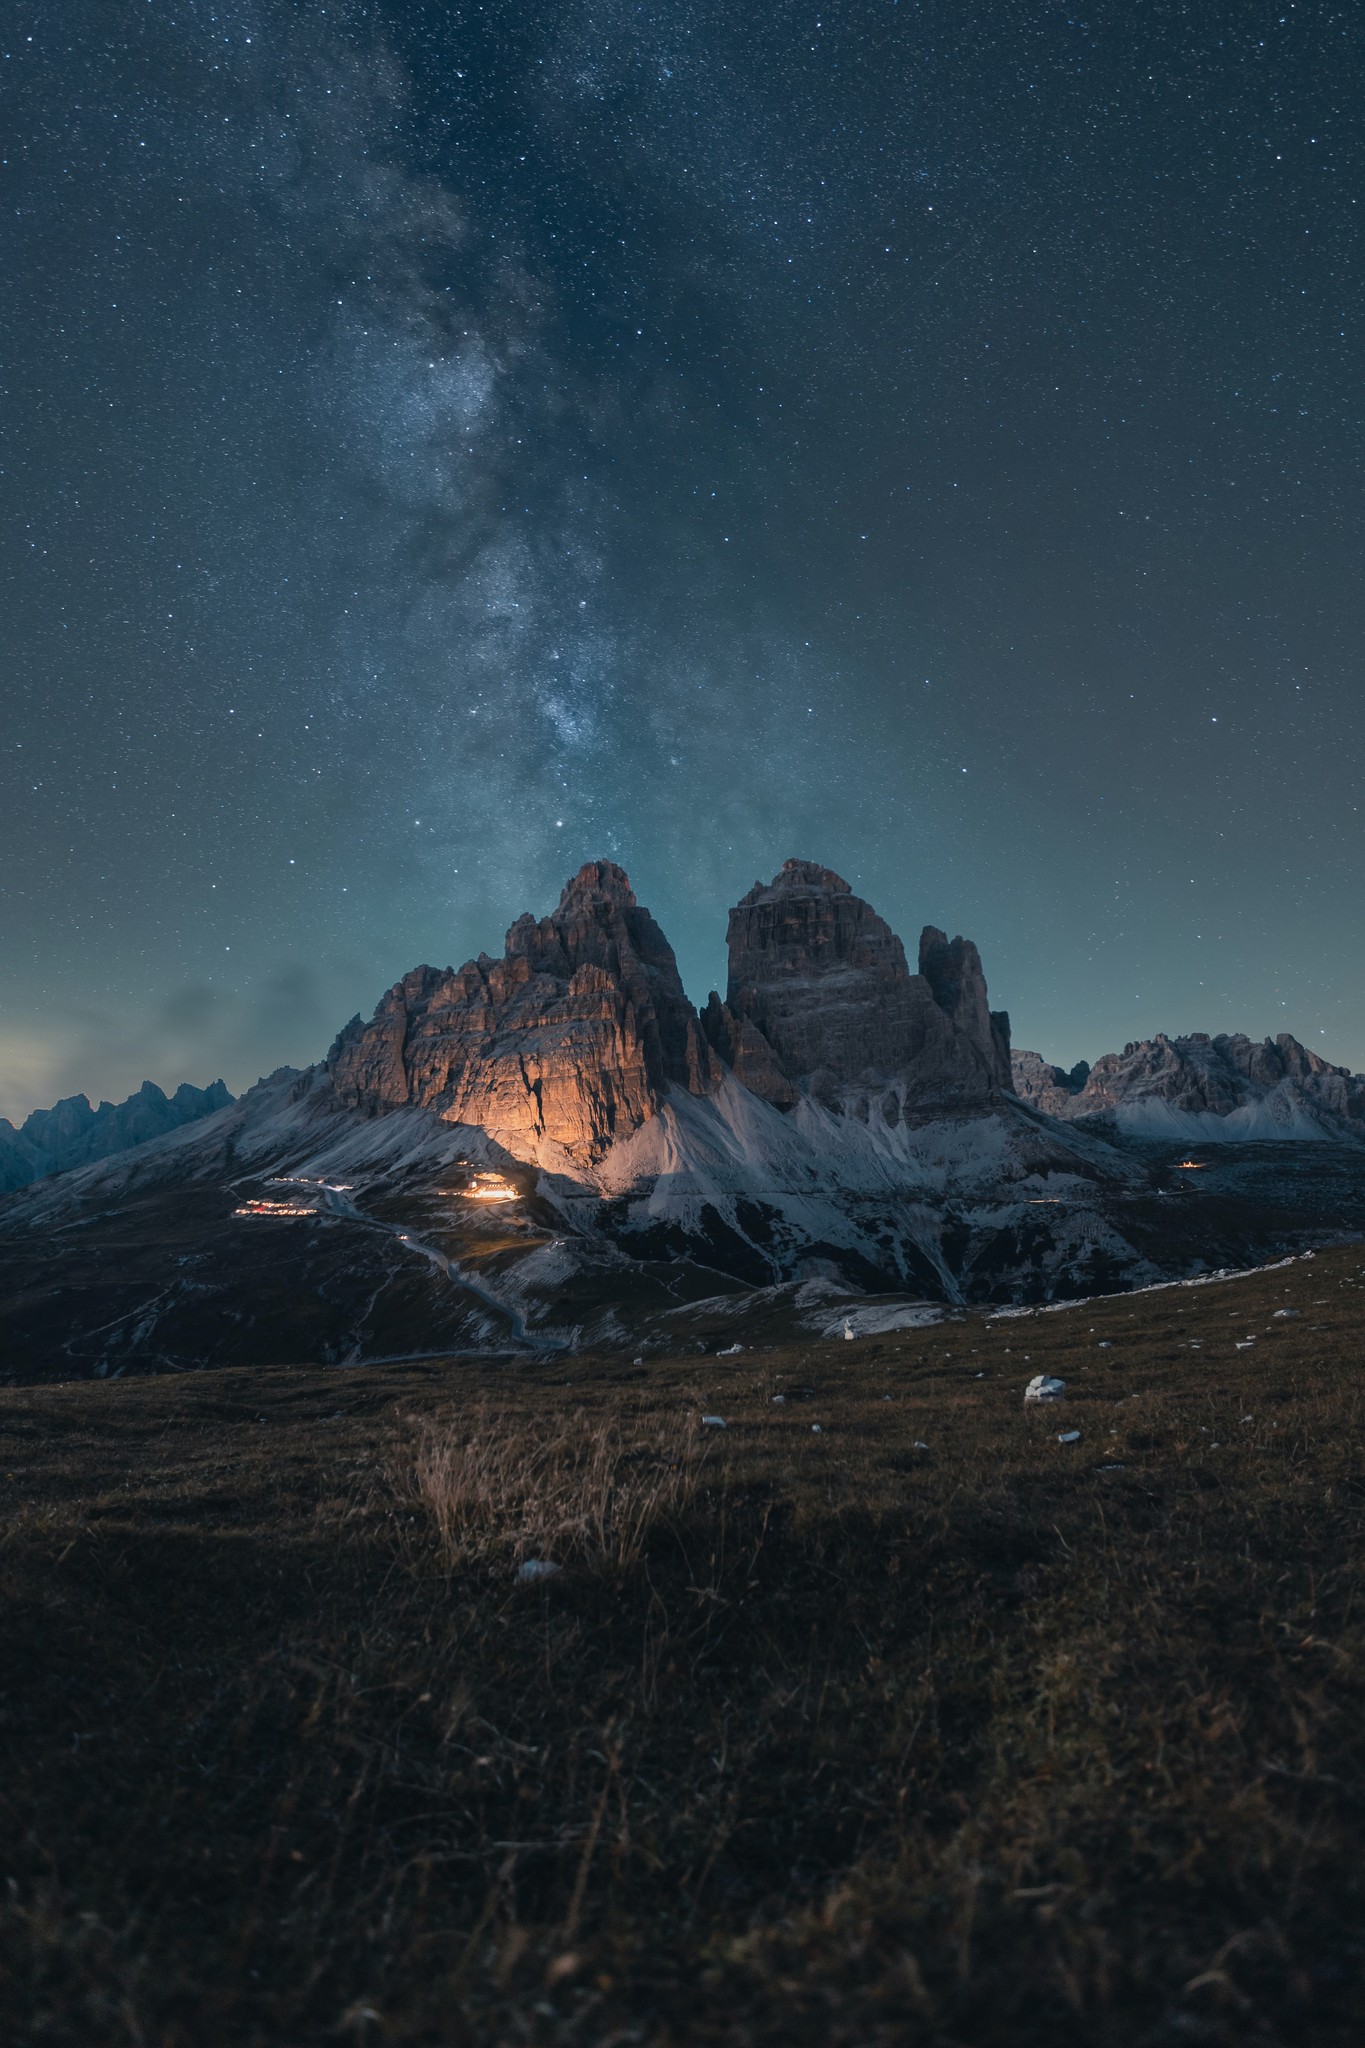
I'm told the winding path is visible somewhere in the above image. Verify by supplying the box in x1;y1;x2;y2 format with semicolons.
320;1186;567;1353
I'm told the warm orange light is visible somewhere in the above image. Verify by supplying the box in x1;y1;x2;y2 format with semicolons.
463;1174;519;1203
1175;1160;1208;1170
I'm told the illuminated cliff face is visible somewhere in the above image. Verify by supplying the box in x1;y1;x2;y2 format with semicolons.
327;861;714;1168
327;858;1012;1171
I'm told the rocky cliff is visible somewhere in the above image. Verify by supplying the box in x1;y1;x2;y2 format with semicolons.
328;861;714;1166
714;859;1012;1107
1012;1032;1365;1136
1010;1051;1092;1119
0;1078;233;1194
328;857;1014;1168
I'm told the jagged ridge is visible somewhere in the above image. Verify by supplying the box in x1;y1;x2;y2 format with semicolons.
328;857;1013;1166
1012;1032;1365;1140
0;1078;234;1194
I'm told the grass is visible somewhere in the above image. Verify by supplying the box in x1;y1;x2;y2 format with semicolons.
403;1405;704;1572
2;1246;1365;2044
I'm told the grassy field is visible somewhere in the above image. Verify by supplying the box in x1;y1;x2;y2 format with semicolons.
3;1245;1365;2045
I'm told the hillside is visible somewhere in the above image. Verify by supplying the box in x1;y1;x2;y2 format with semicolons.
4;1243;1364;2045
0;1079;233;1194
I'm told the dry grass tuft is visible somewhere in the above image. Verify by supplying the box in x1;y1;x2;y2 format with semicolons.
403;1404;703;1572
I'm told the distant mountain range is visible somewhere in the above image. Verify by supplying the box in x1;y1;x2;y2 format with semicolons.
1012;1033;1365;1141
0;1078;233;1194
1;860;1361;1378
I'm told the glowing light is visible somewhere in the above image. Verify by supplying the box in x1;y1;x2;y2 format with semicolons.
267;1175;353;1192
1175;1160;1208;1170
463;1173;519;1203
233;1200;318;1217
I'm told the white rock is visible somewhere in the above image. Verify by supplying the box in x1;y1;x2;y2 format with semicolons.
843;1319;856;1340
717;1343;743;1355
516;1559;562;1583
701;1414;727;1428
1057;1430;1081;1444
1024;1375;1066;1403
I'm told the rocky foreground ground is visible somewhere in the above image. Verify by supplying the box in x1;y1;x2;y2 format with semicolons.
3;1245;1364;2045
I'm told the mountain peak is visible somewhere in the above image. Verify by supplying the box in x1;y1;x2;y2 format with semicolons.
557;859;637;910
330;862;709;1163
329;857;1016;1163
725;867;1010;1102
1012;1029;1363;1134
0;1079;235;1195
739;858;853;906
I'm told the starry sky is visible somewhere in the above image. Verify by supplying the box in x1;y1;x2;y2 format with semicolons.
3;0;1363;1118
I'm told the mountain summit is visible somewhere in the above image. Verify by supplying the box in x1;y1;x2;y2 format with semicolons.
328;858;1013;1165
1012;1031;1365;1139
713;857;1011;1106
328;860;713;1165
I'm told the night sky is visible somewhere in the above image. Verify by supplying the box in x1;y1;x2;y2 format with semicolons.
3;0;1363;1119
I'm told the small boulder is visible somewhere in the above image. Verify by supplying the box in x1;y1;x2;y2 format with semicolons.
516;1559;562;1583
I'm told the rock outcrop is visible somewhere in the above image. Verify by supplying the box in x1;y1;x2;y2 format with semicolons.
1010;1051;1091;1118
328;861;714;1165
1013;1031;1365;1134
698;992;798;1109
328;857;1015;1167
719;859;1012;1107
0;1078;233;1194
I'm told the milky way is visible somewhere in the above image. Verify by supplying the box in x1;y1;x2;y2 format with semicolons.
2;0;1363;1114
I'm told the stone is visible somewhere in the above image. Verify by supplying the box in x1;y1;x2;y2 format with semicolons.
329;856;1015;1165
917;926;1013;1091
721;858;1011;1108
1010;1050;1090;1118
1012;1029;1364;1130
329;860;715;1166
699;991;798;1107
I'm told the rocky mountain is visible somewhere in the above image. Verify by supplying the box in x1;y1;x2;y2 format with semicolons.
328;860;714;1168
1012;1032;1365;1140
329;858;1013;1166
705;858;1012;1109
1009;1051;1092;1119
0;1078;234;1194
5;863;1363;1382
